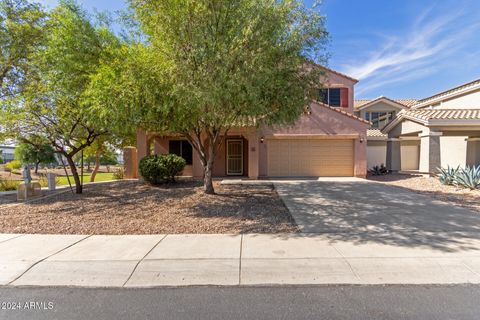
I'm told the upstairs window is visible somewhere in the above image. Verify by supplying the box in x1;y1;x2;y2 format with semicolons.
319;88;348;107
169;140;193;165
365;111;396;128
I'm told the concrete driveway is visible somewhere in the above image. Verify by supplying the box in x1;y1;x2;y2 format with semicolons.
274;178;480;251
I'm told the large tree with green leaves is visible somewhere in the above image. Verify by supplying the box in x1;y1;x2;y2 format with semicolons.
90;0;328;194
0;0;46;98
2;0;120;193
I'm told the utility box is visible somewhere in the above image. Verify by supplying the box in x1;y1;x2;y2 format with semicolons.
17;182;42;201
47;173;57;191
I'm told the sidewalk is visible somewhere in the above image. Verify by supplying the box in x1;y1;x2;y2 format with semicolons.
1;233;480;287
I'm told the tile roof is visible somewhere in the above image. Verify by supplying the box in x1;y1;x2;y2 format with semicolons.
320;66;359;83
415;78;480;105
354;97;418;109
382;108;480;133
313;100;371;125
367;129;387;138
402;108;480;123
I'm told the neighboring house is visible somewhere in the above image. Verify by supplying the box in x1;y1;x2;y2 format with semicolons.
353;97;417;169
0;145;15;163
136;68;370;178
381;78;480;173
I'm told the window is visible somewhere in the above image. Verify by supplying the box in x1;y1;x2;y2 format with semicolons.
318;88;346;107
365;111;396;128
169;140;193;165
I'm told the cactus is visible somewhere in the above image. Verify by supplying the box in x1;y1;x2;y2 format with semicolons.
437;166;460;185
454;166;480;190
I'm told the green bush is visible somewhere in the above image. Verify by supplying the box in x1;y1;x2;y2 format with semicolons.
0;179;21;191
5;160;22;171
139;154;186;184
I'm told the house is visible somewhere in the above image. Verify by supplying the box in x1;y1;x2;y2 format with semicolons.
353;97;417;169
134;68;370;179
0;145;15;163
381;78;480;173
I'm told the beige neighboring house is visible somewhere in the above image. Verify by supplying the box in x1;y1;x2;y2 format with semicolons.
381;78;480;173
354;97;417;169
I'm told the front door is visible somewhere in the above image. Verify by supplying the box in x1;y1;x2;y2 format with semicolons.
227;139;243;175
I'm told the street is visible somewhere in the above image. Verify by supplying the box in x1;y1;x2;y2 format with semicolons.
1;285;479;320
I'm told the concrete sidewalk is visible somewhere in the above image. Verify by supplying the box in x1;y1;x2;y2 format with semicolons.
1;233;480;287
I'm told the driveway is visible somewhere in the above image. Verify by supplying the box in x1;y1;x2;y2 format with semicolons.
274;178;480;251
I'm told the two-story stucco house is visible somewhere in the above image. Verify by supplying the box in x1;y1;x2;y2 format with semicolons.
353;97;417;169
380;79;480;173
135;68;370;179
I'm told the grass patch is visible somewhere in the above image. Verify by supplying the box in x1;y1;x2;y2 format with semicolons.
0;179;21;191
56;172;116;186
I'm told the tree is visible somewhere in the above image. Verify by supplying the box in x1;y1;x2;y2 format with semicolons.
2;0;119;193
0;0;46;98
104;0;328;194
0;150;3;164
14;142;55;173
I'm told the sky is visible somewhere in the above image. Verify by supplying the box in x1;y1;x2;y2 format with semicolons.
40;0;480;100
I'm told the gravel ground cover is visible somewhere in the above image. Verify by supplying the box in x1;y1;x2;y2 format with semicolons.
0;180;298;234
369;174;480;213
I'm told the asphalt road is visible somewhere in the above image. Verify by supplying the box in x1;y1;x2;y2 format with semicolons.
0;285;479;320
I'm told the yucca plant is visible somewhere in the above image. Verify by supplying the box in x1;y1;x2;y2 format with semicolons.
455;166;480;190
437;166;460;185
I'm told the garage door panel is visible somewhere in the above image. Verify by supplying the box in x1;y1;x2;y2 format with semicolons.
267;139;354;177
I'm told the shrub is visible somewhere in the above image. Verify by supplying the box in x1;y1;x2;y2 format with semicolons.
368;164;389;176
455;166;480;190
0;179;21;191
139;154;186;184
113;167;125;180
5;160;22;171
438;166;460;185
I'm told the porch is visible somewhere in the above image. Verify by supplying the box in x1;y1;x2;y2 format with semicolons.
135;128;261;179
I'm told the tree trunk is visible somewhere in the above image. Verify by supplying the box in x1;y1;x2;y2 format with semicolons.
90;150;101;182
66;155;82;194
203;142;216;194
34;161;40;174
203;163;215;194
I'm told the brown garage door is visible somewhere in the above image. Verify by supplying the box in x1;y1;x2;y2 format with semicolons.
267;139;354;177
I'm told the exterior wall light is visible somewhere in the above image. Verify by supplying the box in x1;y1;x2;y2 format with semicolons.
360;138;364;143
260;136;265;143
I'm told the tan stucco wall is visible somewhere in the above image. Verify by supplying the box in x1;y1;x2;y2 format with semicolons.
388;120;425;137
440;136;469;168
367;140;387;168
433;89;480;109
321;70;357;114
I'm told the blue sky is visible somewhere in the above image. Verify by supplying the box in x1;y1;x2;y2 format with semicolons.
40;0;480;99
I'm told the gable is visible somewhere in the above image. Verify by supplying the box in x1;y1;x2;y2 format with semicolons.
361;101;405;112
433;89;480;110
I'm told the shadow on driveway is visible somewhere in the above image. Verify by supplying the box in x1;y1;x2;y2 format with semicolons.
275;180;480;252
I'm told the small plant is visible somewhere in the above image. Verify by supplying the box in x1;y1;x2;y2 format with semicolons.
37;176;61;188
368;164;389;176
438;166;460;185
5;160;21;171
0;178;21;191
139;154;186;184
113;167;125;180
455;166;480;190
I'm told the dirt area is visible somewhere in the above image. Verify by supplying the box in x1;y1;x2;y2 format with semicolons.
369;174;480;213
0;180;298;234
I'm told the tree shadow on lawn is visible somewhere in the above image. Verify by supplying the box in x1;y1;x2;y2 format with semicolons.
188;184;298;233
20;180;199;216
273;180;480;252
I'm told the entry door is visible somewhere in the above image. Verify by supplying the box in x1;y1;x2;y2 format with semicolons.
227;139;243;175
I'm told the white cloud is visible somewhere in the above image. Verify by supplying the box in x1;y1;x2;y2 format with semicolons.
339;5;480;97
